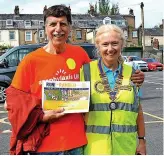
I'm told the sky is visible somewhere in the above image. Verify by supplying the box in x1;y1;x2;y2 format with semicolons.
0;0;163;28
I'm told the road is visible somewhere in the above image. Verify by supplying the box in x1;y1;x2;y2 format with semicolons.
0;71;163;155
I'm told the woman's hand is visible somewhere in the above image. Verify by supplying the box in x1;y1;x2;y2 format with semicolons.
131;70;145;87
136;140;146;155
42;108;65;123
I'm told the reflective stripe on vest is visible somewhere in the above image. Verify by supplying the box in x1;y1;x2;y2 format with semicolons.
83;63;90;81
83;63;139;112
86;124;137;134
89;102;138;112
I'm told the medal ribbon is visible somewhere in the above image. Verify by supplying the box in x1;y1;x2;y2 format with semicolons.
98;58;123;101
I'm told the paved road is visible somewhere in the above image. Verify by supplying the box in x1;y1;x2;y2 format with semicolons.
0;71;163;155
141;71;163;155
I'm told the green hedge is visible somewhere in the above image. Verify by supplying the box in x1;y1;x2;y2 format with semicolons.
0;44;13;50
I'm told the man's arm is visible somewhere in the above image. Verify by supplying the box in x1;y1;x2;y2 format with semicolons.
131;70;145;86
136;104;146;155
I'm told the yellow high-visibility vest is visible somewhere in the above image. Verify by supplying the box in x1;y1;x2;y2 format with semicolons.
80;60;139;155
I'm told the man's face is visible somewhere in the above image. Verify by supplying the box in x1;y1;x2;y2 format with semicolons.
45;16;70;47
97;30;123;65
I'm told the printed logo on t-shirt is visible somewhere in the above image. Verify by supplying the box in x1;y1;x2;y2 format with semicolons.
66;58;76;70
39;58;79;85
39;69;79;85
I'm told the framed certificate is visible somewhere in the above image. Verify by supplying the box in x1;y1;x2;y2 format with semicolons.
42;81;90;113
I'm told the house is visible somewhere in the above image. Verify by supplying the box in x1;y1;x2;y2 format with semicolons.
0;5;138;47
0;6;45;47
144;28;163;47
141;28;163;63
70;7;137;46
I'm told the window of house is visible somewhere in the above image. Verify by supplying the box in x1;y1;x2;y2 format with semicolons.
116;20;122;26
124;30;128;39
76;30;82;40
39;21;44;27
121;21;126;26
132;31;138;38
25;31;32;41
24;20;31;27
6;19;13;26
67;31;72;42
111;20;116;24
9;31;15;40
39;30;44;38
103;17;111;25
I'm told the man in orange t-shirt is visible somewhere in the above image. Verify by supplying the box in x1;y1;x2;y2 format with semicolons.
5;4;144;155
8;5;90;155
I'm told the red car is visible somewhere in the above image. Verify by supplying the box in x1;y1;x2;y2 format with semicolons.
142;58;163;71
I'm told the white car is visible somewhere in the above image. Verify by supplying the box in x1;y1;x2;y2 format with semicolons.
123;56;148;71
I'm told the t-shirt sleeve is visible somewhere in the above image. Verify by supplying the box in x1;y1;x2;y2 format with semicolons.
11;55;32;92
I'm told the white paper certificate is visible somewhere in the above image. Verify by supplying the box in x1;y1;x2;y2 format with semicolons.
42;81;90;113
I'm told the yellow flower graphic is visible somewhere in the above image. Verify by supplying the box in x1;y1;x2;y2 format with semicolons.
66;58;76;70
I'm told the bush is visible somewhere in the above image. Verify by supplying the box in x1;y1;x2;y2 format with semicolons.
0;44;13;50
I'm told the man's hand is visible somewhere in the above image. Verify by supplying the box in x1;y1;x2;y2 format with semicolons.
131;70;145;87
4;101;7;110
42;108;65;123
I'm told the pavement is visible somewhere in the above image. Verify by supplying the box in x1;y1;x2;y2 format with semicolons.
0;71;163;155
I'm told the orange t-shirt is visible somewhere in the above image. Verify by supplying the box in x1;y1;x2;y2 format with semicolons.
11;43;91;152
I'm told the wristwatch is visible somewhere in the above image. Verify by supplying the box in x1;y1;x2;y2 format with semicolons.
138;136;146;140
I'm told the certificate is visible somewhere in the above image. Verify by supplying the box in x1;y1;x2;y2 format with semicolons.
42;81;90;113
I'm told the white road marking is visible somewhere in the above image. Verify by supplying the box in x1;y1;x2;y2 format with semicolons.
145;121;164;124
0;111;7;113
144;112;164;121
156;88;162;90
2;130;12;133
145;75;163;79
144;81;163;85
0;117;10;125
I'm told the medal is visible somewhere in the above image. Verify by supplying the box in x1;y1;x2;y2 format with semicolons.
109;102;118;110
94;81;105;93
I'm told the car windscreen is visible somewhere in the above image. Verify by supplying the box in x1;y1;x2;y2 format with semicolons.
146;58;156;62
80;45;97;59
132;57;140;61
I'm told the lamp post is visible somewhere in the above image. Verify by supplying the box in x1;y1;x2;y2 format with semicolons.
140;2;145;57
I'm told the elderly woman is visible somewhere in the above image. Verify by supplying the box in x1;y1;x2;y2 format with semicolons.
80;24;146;155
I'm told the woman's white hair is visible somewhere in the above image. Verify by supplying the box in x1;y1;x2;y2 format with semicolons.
95;24;125;64
95;24;126;48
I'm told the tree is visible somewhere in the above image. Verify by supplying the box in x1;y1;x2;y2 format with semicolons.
94;2;98;14
110;3;119;15
87;0;120;15
99;0;111;15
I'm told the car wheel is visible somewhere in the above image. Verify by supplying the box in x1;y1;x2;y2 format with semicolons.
0;83;8;103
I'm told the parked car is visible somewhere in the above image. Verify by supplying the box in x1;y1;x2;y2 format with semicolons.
0;43;97;103
123;56;128;62
142;58;163;71
73;43;97;60
123;56;148;71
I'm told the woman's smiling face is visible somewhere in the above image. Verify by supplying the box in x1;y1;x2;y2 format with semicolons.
97;30;123;66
